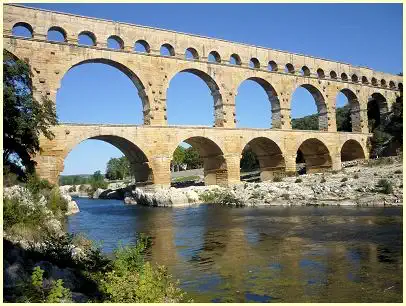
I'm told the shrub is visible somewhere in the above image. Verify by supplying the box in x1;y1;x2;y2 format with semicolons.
273;176;283;182
376;179;393;194
341;177;348;182
3;166;19;187
332;170;338;174
320;177;326;183
281;193;290;200
46;187;68;215
199;189;243;206
68;185;76;192
295;178;302;183
353;174;359;179
26;174;54;196
394;169;402;174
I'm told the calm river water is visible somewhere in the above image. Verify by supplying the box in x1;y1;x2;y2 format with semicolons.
68;198;402;303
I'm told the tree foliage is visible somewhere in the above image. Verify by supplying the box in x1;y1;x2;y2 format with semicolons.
3;49;58;178
105;156;131;180
240;147;259;172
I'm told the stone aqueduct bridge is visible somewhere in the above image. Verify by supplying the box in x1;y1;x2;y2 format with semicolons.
4;4;403;187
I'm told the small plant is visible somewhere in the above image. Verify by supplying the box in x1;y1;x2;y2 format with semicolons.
394;169;402;174
68;185;76;192
376;179;393;194
320;177;326;183
374;173;378;176
254;184;260;189
273;176;282;182
353;174;359;179
331;170;338;175
295;178;302;183
281;193;290;200
341;177;348;182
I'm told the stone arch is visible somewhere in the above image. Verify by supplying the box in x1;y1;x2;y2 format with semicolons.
134;39;150;53
12;22;33;38
237;77;281;128
368;92;388;131
330;70;337;79
317;68;325;78
389;81;396;89
268;61;278;71
63;134;153;186
208;50;221;63
107;35;124;50
241;137;285;181
230;53;241;65
362;76;369;84
249;57;260;69
47;26;67;42
185;47;199;60
297;138;332;173
170;136;228;186
301;66;311;76
63;58;151;124
371;77;378;86
338;88;362;132
166;67;224;126
285;63;295;73
340;139;365;162
160;43;175;56
78;31;97;46
351;74;359;83
341;73;348;81
381;79;387;87
291;83;328;131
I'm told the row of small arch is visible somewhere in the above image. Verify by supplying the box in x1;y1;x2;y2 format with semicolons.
11;21;403;91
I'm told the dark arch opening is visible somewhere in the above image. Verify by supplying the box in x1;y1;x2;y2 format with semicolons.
341;73;348;81
58;59;148;125
166;68;221;126
362;76;369;84
134;40;150;53
371;77;378;86
236;77;280;128
47;26;67;42
351;74;359;83
107;35;124;50
12;22;33;38
171;137;227;186
368;93;388;132
336;88;361;132
62;136;153;187
230;54;241;65
208;51;221;63
160;43;175;56
317;68;325;78
389;81;395;89
330;71;337;79
78;31;96;46
291;84;327;131
296;138;332;174
301;66;311;76
381;79;387;87
268;61;278;71
341;139;365;162
285;63;295;73
185;47;199;60
399;83;403;91
249;58;260;69
241;137;285;182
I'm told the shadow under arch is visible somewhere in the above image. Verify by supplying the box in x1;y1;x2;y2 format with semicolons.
237;77;281;128
166;67;225;127
171;136;227;186
291;83;328;131
368;92;388;131
65;58;151;124
242;137;285;181
341;139;365;162
64;134;153;186
338;88;361;132
297;138;332;173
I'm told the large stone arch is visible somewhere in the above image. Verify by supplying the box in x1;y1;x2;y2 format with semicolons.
165;65;227;127
296;138;332;173
170;136;228;186
340;139;366;162
368;92;388;131
236;77;282;128
290;81;328;131
241;137;285;181
62;134;153;186
59;58;152;124
337;88;362;132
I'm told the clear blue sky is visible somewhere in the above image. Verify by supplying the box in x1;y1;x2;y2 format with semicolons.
20;3;403;175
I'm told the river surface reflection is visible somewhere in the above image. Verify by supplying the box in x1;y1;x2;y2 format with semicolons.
68;198;402;302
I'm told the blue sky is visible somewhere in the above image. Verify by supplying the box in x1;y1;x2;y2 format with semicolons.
18;3;403;175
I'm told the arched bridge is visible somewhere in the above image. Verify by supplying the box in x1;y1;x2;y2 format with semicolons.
4;4;402;187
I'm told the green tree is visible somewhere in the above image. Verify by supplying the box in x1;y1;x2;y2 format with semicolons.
3;50;58;179
183;147;202;169
240;147;259;172
106;156;131;180
172;146;185;171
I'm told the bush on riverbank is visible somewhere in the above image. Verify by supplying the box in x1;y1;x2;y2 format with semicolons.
199;188;243;206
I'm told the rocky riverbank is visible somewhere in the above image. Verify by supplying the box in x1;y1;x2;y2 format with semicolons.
62;157;403;207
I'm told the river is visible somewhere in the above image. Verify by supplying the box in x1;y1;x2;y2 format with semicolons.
68;198;402;302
